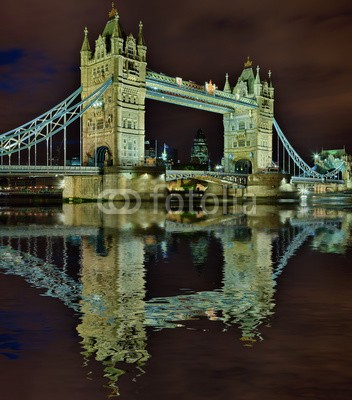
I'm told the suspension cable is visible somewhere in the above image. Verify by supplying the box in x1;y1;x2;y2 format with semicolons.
0;79;112;157
274;119;344;179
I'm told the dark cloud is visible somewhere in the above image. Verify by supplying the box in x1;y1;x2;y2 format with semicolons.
0;48;23;66
1;0;352;162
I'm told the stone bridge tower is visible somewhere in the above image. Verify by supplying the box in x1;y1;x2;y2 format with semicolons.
223;58;274;173
80;3;147;166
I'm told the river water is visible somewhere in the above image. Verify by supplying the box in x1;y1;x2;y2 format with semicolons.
0;202;352;399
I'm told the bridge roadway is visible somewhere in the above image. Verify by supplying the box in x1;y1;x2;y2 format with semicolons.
0;165;248;188
166;169;248;187
0;165;100;177
291;176;345;184
0;165;344;189
146;71;258;113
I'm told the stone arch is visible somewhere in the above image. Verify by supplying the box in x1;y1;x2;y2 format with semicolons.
95;145;112;167
235;159;252;174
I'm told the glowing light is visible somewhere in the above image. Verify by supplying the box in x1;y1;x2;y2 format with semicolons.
299;187;309;196
93;100;104;108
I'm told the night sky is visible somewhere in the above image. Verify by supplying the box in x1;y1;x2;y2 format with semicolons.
1;0;352;163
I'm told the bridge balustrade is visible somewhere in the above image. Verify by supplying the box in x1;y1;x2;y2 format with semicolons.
166;170;248;186
0;165;101;176
291;176;345;184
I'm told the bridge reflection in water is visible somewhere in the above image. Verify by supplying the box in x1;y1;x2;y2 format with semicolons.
0;204;350;395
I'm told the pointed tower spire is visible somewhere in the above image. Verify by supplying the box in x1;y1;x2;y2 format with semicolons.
255;65;260;83
137;20;147;62
112;13;123;38
109;2;117;19
138;21;146;46
268;70;273;87
223;73;231;93
244;56;252;69
81;27;91;52
254;65;262;97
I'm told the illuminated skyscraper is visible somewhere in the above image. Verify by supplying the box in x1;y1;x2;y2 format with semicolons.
190;129;209;165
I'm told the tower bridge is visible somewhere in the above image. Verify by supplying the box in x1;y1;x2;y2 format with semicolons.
0;3;348;197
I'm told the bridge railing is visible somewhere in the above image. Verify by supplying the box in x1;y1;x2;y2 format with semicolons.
166;170;248;186
0;165;101;175
291;176;345;184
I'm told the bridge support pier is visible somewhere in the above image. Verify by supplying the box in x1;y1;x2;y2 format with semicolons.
63;167;166;202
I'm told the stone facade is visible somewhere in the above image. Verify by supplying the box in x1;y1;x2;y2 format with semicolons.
62;167;166;201
223;59;274;173
80;4;147;167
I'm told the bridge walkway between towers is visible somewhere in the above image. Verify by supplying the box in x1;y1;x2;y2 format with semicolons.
146;71;258;114
166;170;248;187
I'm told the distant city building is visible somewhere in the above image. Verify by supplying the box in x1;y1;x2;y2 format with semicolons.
145;139;158;159
145;139;158;165
160;143;178;165
190;129;209;165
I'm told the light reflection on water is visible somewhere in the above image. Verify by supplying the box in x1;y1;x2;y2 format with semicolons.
0;203;351;396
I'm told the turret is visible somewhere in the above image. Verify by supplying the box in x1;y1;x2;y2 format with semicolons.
137;21;147;62
268;70;274;98
233;57;255;97
111;13;125;55
254;65;261;97
223;73;231;93
80;27;92;66
125;33;137;62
